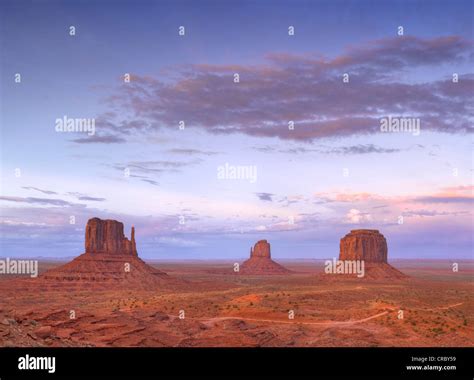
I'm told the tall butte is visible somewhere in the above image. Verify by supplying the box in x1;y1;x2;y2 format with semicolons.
337;229;406;279
85;218;137;256
42;217;169;288
239;240;291;275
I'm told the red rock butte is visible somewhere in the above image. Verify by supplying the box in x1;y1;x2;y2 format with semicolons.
85;218;137;256
240;240;291;275
337;229;406;279
340;229;387;263
42;218;169;288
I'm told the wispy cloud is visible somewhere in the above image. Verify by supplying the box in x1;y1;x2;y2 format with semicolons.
112;160;201;175
110;159;203;186
255;144;404;155
329;144;401;154
0;196;78;207
414;196;474;204
402;209;469;217
111;158;202;186
167;148;219;156
66;192;106;202
71;134;126;144
255;192;274;202
141;179;159;186
22;186;58;195
413;185;474;204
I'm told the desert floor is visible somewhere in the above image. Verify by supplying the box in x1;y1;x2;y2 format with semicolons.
0;259;472;347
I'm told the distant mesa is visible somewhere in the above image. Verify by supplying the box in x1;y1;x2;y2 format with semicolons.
42;218;169;288
340;229;387;263
239;240;291;275
250;240;272;258
336;229;406;279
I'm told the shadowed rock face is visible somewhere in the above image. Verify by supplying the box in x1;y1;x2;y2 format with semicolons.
340;229;387;263
85;218;137;256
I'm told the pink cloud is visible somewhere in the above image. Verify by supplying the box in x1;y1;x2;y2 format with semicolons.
82;35;473;144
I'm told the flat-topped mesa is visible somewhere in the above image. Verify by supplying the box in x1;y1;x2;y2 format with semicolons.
339;229;387;263
250;240;271;258
85;218;137;255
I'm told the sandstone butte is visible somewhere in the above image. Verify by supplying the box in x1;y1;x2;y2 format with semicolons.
42;217;169;288
337;229;406;279
239;240;291;275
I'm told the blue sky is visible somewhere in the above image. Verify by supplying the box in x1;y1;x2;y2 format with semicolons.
1;0;473;260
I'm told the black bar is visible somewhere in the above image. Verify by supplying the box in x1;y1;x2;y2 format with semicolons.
0;347;472;378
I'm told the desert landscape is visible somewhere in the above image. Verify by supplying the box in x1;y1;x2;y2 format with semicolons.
1;0;473;364
0;218;472;348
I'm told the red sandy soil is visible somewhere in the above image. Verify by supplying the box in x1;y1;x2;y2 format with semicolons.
0;260;472;347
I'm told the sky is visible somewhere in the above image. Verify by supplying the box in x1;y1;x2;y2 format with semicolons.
0;0;473;260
